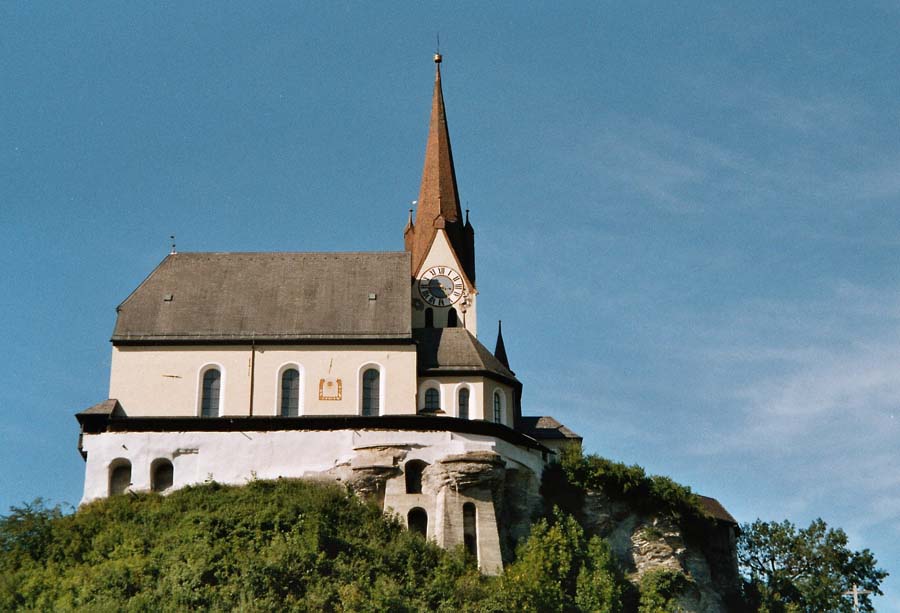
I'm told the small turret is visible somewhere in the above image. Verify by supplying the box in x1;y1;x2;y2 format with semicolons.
494;320;510;369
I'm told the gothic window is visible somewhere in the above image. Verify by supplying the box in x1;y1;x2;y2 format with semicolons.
493;391;503;424
425;308;434;328
463;502;477;558
362;368;380;416
201;368;221;417
458;387;470;419
280;368;300;416
109;460;131;496
408;507;428;537
405;460;427;494
424;387;440;412
151;459;173;492
447;307;458;327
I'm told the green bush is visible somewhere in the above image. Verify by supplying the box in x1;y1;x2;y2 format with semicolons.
0;480;486;612
637;569;692;613
491;509;629;613
549;445;712;535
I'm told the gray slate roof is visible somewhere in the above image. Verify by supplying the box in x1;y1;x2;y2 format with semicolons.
518;416;582;441
112;252;412;342
697;495;738;525
414;328;519;383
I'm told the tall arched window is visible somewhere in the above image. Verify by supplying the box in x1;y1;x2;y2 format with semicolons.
458;387;470;419
151;459;174;492
201;368;221;417
280;368;300;416
109;460;131;496
408;507;428;537
424;308;434;328
493;391;503;424
447;308;458;327
424;387;440;412
463;502;477;558
362;368;380;416
405;460;427;494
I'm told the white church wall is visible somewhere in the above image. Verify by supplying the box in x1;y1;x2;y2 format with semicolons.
79;428;546;505
484;382;514;427
416;376;487;419
109;344;418;417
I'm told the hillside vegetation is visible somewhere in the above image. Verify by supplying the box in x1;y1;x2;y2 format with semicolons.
1;472;705;613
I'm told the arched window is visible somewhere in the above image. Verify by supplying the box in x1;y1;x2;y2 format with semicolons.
201;368;221;417
151;459;174;493
280;368;300;416
424;308;434;328
458;387;470;419
405;460;427;494
109;460;131;496
362;368;380;416
424;387;440;412
447;308;458;327
463;502;477;558
408;507;428;537
493;391;503;424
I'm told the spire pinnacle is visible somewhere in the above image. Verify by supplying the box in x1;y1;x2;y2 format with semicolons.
494;320;510;369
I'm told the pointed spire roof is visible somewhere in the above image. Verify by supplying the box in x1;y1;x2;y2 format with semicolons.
417;53;463;225
494;320;510;369
405;54;476;285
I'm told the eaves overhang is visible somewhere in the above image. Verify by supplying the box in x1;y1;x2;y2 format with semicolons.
75;413;550;454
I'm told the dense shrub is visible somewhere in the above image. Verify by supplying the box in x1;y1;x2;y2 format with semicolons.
1;476;717;612
545;445;713;536
491;510;630;613
637;569;693;613
0;480;486;612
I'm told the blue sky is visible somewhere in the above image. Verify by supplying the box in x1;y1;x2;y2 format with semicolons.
2;2;898;609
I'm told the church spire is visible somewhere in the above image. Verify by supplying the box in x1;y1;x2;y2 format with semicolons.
418;53;462;226
494;320;510;369
405;54;476;285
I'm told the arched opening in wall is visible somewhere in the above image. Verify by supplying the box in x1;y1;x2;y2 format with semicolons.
463;502;477;559
458;387;470;419
280;367;300;416
424;308;434;328
405;460;428;494
447;308;458;327
408;507;428;537
362;368;380;416
424;387;440;412
493;391;503;424
151;459;174;493
109;460;131;496
201;368;221;417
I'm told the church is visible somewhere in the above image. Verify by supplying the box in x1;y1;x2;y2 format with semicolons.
75;54;583;574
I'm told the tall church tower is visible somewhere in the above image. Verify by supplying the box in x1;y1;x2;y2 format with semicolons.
405;54;478;335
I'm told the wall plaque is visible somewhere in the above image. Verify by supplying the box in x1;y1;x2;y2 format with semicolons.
318;377;342;401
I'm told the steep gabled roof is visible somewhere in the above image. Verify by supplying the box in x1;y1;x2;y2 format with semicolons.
517;416;582;441
697;495;738;526
414;327;518;384
112;252;412;343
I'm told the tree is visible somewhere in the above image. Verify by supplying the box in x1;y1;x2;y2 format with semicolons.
493;509;627;613
738;518;887;613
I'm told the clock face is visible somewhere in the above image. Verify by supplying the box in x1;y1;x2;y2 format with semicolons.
418;266;464;306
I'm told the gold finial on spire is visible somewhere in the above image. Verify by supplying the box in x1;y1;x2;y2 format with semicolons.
434;53;442;64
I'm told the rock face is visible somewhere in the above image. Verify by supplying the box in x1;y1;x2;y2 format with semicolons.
582;490;741;613
329;446;740;609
